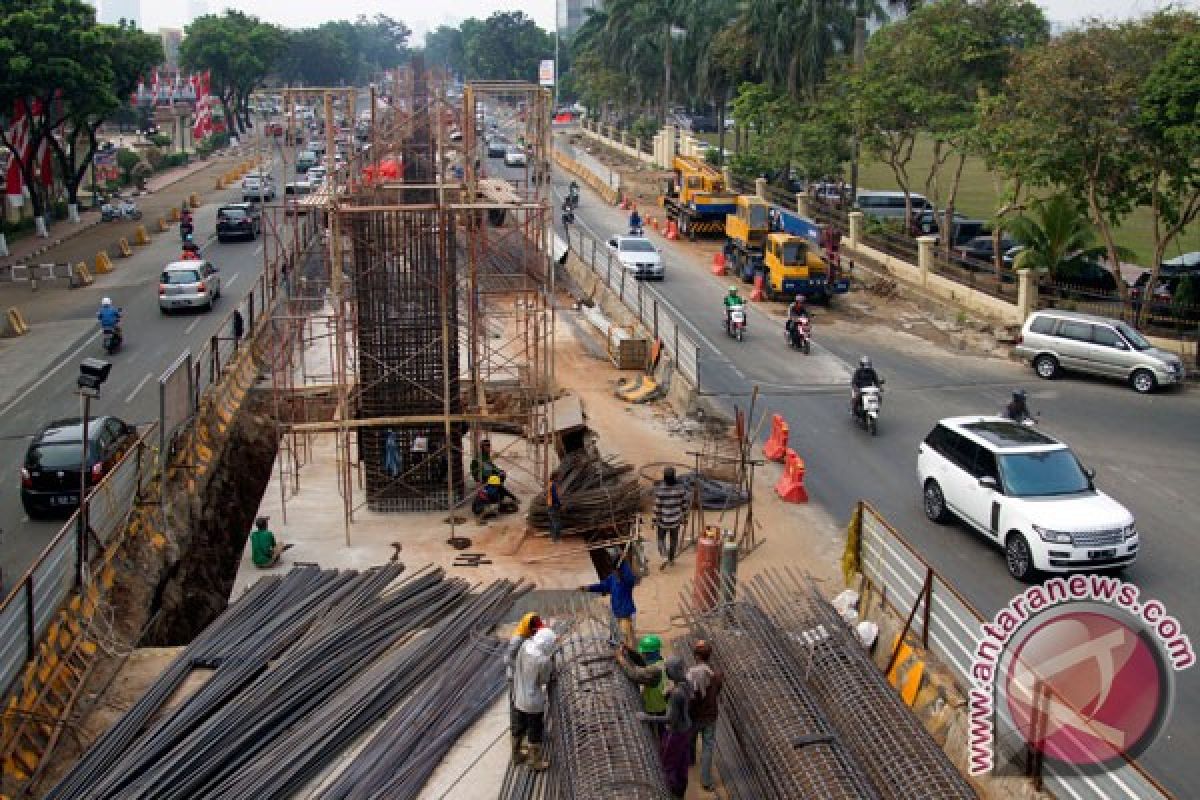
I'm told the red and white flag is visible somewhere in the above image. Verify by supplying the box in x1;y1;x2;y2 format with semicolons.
5;100;31;201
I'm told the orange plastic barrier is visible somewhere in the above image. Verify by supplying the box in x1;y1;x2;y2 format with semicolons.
711;251;726;276
774;448;809;503
666;220;679;241
763;415;789;462
750;273;766;302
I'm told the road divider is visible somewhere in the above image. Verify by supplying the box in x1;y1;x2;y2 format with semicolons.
133;226;150;246
762;414;788;462
118;238;132;258
94;251;113;274
74;262;92;286
189;192;200;209
157;217;169;232
773;447;808;502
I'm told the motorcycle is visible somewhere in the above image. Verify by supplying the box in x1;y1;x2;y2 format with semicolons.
561;209;575;228
102;325;123;355
101;199;142;222
567;187;580;208
180;220;194;241
725;303;747;342
785;314;812;354
853;381;885;436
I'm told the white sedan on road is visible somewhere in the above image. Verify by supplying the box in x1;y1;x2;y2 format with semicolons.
503;147;527;167
606;235;665;280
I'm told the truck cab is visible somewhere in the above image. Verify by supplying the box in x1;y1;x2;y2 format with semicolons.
763;233;832;303
724;196;771;280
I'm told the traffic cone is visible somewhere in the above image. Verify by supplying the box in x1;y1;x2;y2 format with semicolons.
711;252;726;276
649;217;659;232
750;273;766;301
666;221;679;241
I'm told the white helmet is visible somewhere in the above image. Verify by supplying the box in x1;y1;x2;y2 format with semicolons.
101;297;113;306
859;356;871;369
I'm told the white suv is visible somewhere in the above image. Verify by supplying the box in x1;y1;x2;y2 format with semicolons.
917;417;1137;581
241;173;275;202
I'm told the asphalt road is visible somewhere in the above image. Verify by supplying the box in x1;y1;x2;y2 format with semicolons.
554;163;1200;795
0;141;297;586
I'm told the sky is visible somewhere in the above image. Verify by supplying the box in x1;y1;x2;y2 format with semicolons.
137;0;1198;39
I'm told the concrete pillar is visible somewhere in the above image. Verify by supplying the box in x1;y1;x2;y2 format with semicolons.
796;191;811;218
848;211;864;248
1017;268;1037;321
722;167;734;191
634;137;642;157
754;177;768;200
917;234;937;287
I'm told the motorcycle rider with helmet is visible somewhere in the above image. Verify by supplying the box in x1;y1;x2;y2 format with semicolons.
1003;389;1033;423
629;208;643;235
97;297;122;348
723;285;745;332
851;356;881;414
785;294;809;347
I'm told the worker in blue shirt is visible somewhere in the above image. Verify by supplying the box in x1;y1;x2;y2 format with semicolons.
580;550;639;648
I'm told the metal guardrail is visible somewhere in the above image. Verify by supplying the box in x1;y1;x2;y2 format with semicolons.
563;224;699;387
854;501;1175;800
0;425;158;698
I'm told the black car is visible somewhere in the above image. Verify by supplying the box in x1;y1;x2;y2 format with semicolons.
1049;258;1120;298
21;416;137;519
954;234;1017;270
216;203;261;242
486;139;507;158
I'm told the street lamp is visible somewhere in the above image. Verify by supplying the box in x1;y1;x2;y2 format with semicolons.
76;358;110;582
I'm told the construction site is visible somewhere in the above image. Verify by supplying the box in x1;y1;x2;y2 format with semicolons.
15;63;1006;800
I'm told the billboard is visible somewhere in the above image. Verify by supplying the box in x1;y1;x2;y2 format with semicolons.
539;59;555;88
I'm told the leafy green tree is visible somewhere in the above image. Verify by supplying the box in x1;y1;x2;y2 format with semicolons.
0;0;109;230
995;11;1198;297
48;21;161;215
1007;194;1127;280
181;11;284;136
461;12;552;82
1134;30;1200;325
354;14;411;78
278;25;357;86
423;25;465;78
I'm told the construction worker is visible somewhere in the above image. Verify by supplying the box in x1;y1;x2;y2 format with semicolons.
511;627;556;770
248;516;292;568
545;474;563;543
653;466;688;566
637;657;693;798
687;639;725;792
470;438;501;483
505;612;544;763
580;549;639;648
616;635;668;733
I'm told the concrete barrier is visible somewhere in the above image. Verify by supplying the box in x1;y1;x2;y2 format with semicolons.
95;251;113;274
133;225;150;246
74;262;93;286
118;238;133;257
6;306;30;335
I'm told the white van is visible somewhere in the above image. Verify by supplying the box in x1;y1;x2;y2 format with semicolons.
855;190;931;220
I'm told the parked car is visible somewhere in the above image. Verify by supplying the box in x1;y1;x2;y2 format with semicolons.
487;139;507;158
21;416;138;519
917;416;1138;581
216;203;261;242
606;235;665;280
296;151;317;173
855;190;932;221
240;172;275;202
158;260;222;313
1050;258;1120;298
954;234;1017;270
1013;309;1185;393
503;147;527;167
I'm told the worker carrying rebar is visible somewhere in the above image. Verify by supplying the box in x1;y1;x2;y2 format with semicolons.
636;656;693;799
511;626;556;770
653;466;689;567
579;549;639;649
688;639;725;792
249;516;292;568
616;635;668;737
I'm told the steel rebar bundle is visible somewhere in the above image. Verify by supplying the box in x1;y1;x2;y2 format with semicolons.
744;570;978;800
527;446;641;532
682;594;881;800
547;616;672;800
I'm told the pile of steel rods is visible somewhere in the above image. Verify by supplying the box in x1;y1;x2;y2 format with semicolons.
679;470;749;510
681;592;881;800
547;615;671;800
743;570;978;800
528;446;641;533
46;565;529;800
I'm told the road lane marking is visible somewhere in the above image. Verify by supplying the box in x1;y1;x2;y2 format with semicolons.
225;273;239;289
125;372;154;404
0;330;101;418
185;318;202;335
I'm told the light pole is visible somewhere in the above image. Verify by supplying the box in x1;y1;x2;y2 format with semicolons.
76;358;110;585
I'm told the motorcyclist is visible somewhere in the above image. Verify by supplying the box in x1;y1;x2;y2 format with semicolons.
561;199;575;227
181;235;201;260
851;356;881;413
97;298;121;342
1003;389;1032;423
568;179;579;199
629;208;643;234
785;294;809;346
723;285;745;330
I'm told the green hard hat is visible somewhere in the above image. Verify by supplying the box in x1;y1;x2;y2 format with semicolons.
727;285;738;294
638;634;663;654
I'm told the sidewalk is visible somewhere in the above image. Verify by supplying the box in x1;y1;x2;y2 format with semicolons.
0;146;247;273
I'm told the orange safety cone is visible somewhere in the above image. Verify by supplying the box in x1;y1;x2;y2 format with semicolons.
762;415;789;462
666;220;679;241
711;251;726;276
774;448;809;503
750;272;766;302
649;217;660;232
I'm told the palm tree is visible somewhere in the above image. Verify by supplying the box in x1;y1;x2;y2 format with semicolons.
1006;194;1123;282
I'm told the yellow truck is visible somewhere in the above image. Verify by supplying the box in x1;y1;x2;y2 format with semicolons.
761;232;846;304
660;155;738;239
723;195;771;281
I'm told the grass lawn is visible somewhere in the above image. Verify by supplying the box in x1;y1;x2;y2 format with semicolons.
696;131;1199;267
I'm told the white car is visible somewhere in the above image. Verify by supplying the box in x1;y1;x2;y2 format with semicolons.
241;173;275;202
606;235;665;280
917;416;1137;581
503;147;527;167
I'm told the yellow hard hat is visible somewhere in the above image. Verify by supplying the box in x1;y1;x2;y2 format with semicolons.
487;474;502;486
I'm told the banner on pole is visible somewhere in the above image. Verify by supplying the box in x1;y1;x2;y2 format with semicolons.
539;60;555;88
